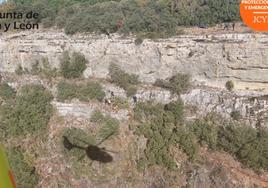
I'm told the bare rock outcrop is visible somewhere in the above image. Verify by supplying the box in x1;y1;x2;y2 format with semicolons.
1;31;268;91
1;30;268;128
53;101;129;121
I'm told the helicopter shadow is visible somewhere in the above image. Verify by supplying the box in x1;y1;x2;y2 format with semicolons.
63;135;115;164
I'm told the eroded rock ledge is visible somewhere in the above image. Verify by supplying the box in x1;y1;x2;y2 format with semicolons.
1;30;268;91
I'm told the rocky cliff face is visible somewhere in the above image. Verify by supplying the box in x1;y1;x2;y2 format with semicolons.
2;31;268;188
1;30;268;128
1;31;268;91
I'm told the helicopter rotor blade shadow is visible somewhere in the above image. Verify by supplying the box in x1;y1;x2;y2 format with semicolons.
63;132;117;164
74;137;91;145
63;136;86;150
63;136;75;150
78;153;86;161
100;147;118;154
96;132;115;146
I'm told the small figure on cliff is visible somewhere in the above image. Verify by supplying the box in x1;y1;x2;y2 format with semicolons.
223;23;229;30
232;22;235;31
104;98;111;106
133;95;137;103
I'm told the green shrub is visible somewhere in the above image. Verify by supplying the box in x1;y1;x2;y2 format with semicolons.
134;102;164;124
190;120;219;150
0;85;53;136
0;83;16;100
15;65;28;75
189;113;268;172
125;86;137;97
154;73;190;95
218;125;257;155
112;96;129;109
144;137;177;170
90;110;119;139
134;99;268;172
134;100;268;172
169;0;240;26
225;80;234;91
90;110;105;123
164;100;184;124
31;62;41;75
15;65;23;75
236;131;268;171
133;100;198;169
61;121;118;177
57;81;105;102
230;110;242;120
79;82;106;102
137;158;148;171
99;115;120;140
109;63;139;97
174;127;198;161
217;124;268;171
57;81;77;101
13;0;240;36
7;147;39;188
135;37;143;45
61;127;97;178
62;127;96;158
63;0;177;36
31;58;58;79
60;51;87;79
